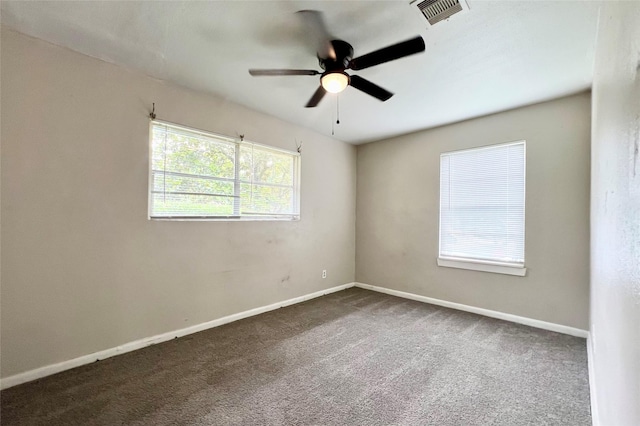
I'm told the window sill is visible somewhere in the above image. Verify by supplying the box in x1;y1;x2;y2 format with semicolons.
149;216;300;222
437;257;526;276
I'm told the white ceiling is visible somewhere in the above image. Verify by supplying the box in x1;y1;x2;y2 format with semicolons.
1;1;601;144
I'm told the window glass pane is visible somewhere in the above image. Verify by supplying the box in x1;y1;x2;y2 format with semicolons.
239;145;294;185
240;183;294;215
152;173;234;197
439;142;525;265
152;193;234;217
152;127;235;179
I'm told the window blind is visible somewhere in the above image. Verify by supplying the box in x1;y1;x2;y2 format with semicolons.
150;121;300;220
439;141;525;266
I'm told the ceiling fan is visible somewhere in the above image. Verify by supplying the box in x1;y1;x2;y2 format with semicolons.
249;10;426;108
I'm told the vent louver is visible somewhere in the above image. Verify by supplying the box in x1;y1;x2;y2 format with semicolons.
414;0;468;26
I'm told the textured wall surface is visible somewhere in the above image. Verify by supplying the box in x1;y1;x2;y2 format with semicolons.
0;29;356;378
356;93;591;330
589;3;640;425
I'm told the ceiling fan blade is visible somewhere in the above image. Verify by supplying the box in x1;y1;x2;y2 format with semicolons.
296;10;336;60
349;75;393;101
305;86;327;108
349;36;425;71
249;69;319;76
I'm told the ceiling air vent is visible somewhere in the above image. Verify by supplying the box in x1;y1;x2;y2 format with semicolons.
412;0;469;27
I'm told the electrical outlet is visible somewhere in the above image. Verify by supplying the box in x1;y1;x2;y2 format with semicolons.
322;270;327;278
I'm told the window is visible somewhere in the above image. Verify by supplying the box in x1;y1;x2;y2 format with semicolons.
438;141;526;276
149;121;300;220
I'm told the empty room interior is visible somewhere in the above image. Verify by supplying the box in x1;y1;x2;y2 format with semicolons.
1;1;639;425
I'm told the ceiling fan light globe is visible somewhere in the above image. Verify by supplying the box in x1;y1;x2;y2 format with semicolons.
321;72;349;93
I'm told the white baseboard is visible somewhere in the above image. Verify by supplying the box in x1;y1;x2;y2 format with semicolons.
1;281;589;390
587;333;600;426
355;282;588;338
0;282;356;390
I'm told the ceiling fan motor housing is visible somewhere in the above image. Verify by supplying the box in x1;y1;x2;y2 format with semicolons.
319;40;354;71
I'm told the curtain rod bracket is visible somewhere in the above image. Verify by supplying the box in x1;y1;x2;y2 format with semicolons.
149;103;156;120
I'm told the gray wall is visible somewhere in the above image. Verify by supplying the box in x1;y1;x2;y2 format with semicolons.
356;93;591;330
590;3;640;425
0;29;356;378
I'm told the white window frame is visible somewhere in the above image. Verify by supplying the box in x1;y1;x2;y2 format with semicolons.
148;120;301;221
437;140;527;276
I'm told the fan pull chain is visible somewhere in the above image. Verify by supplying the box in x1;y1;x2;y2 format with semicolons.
331;109;336;136
331;95;341;136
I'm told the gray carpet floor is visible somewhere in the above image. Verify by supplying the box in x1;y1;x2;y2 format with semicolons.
1;287;591;425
